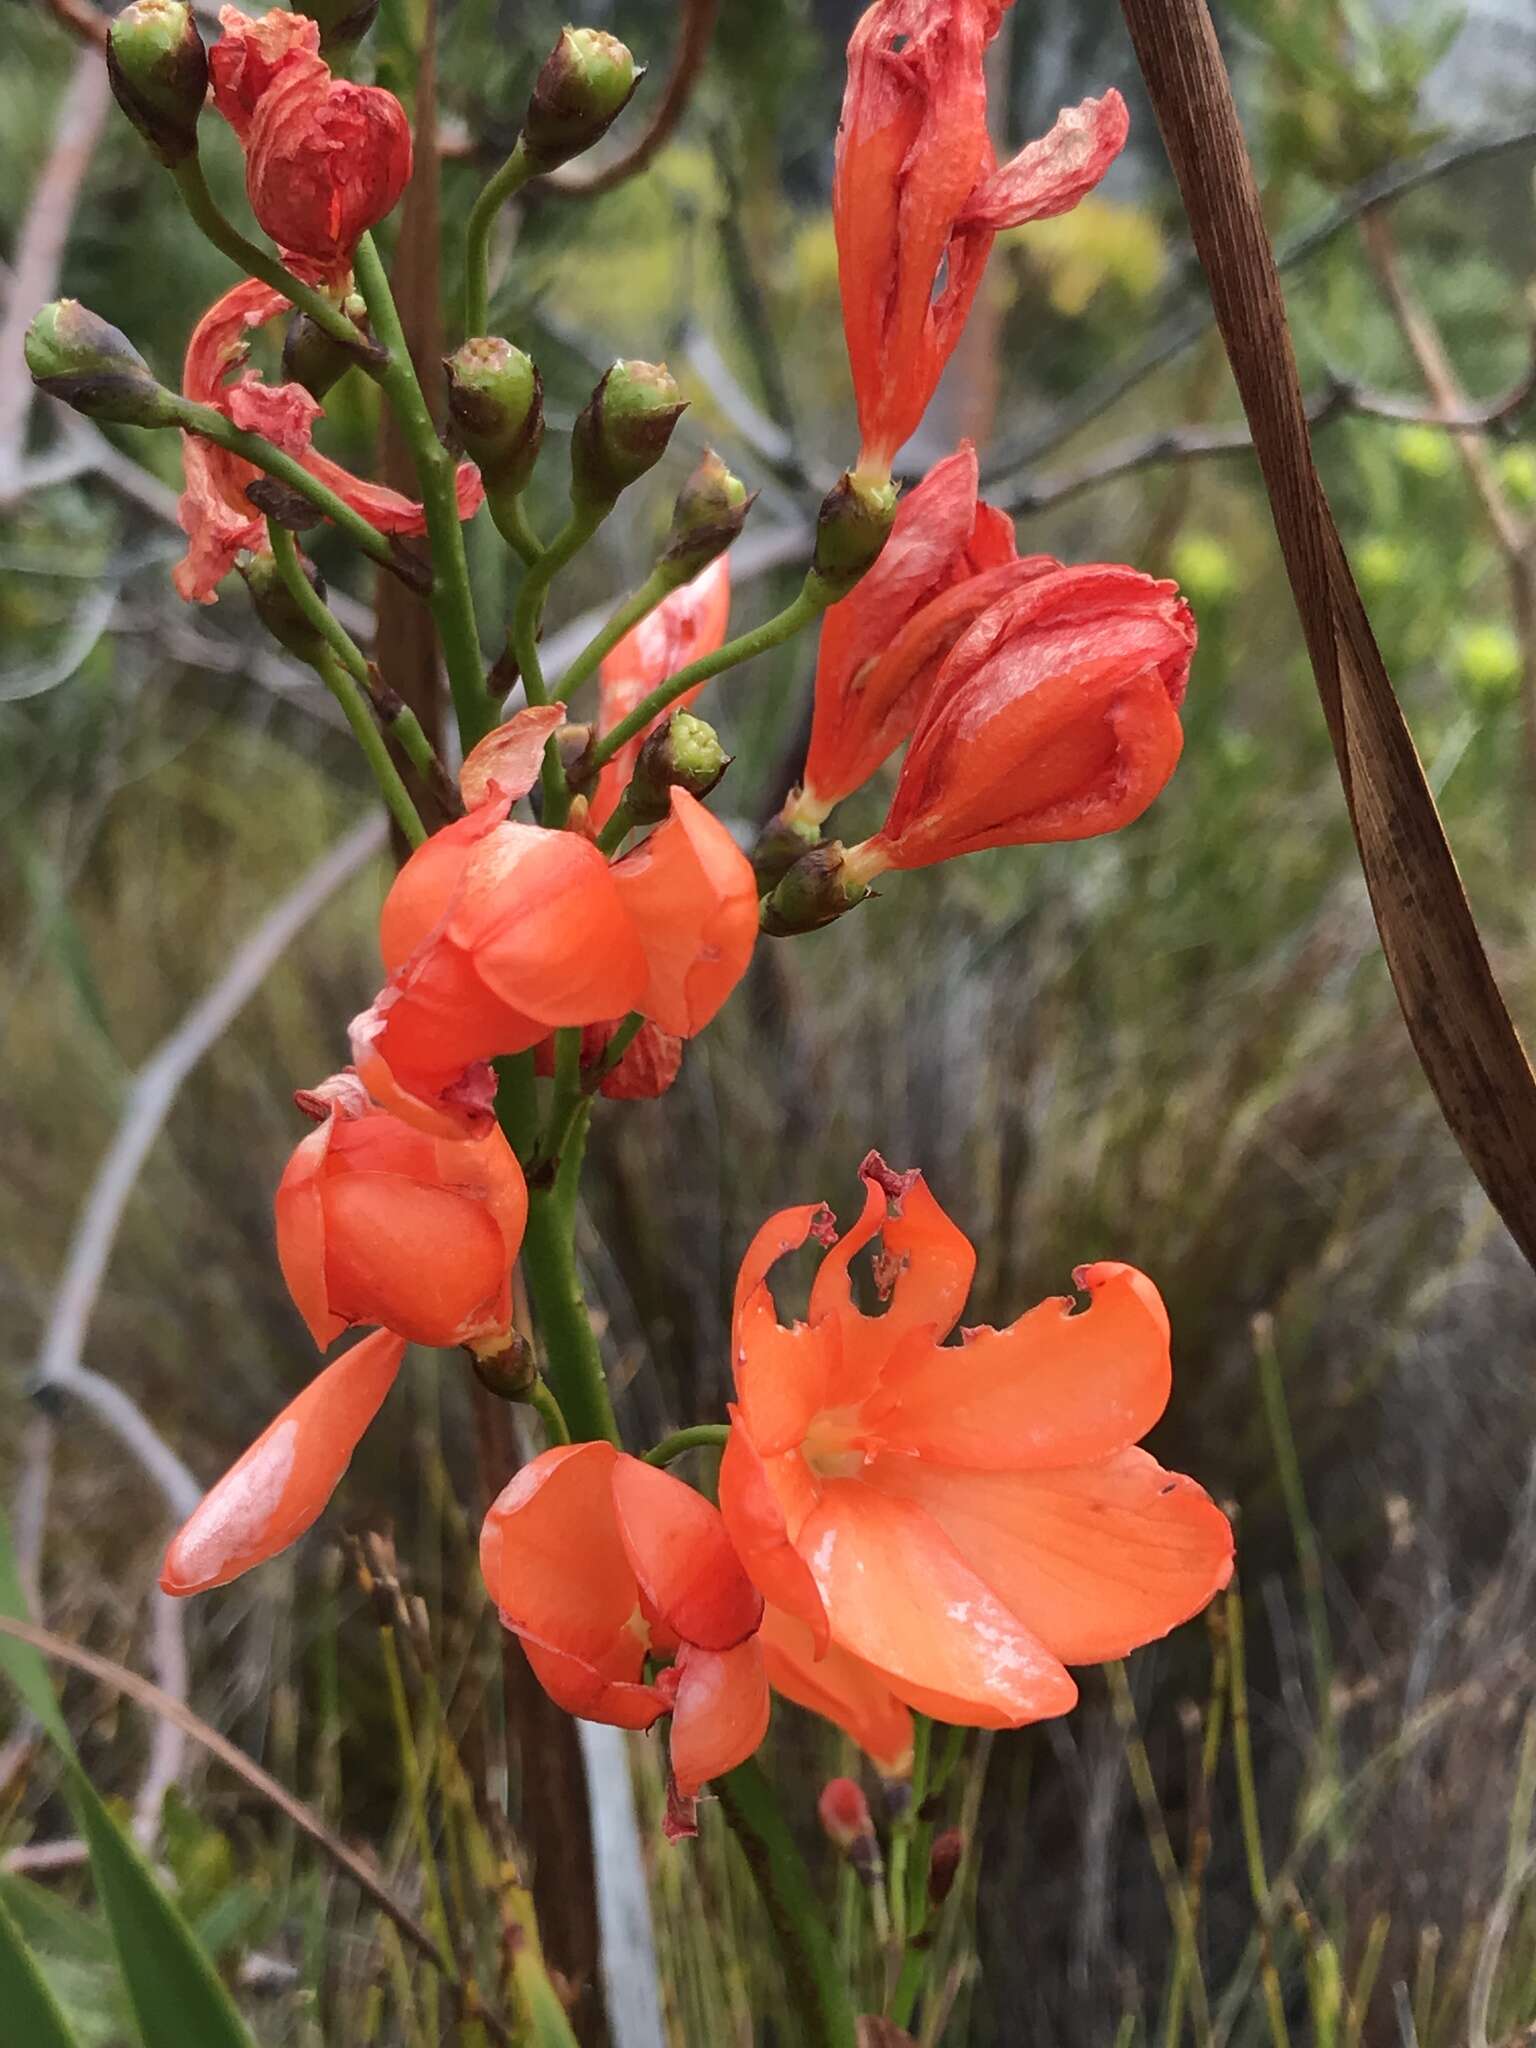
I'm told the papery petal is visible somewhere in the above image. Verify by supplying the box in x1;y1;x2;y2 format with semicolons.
318;1169;511;1348
209;6;322;141
161;1329;404;1595
758;1605;914;1776
612;791;757;1037
718;1414;829;1654
864;1260;1172;1469
797;1479;1077;1726
225;370;323;455
610;1453;764;1652
480;1442;646;1678
460;706;567;810
958;90;1130;231
868;1447;1233;1665
668;1640;771;1800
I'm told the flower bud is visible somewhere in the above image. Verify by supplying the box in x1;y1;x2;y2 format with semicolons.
625;712;731;826
927;1827;964;1907
106;0;208;165
570;360;687;511
751;805;823;894
444;337;544;494
237;546;329;665
469;1336;539;1402
818;1776;882;1882
282;305;366;400
293;0;380;59
25;301;179;428
809;469;900;603
661;449;754;585
521;27;643;174
760;842;868;938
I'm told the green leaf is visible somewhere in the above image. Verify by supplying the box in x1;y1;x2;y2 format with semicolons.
0;1884;86;2048
0;1518;257;2048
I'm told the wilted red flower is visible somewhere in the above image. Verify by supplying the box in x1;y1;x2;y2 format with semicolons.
841;565;1196;879
174;278;482;603
351;785;756;1138
275;1070;527;1352
591;556;732;830
836;0;1128;471
162;1326;406;1595
796;442;1056;822
480;1442;770;1832
210;7;411;272
718;1154;1233;1730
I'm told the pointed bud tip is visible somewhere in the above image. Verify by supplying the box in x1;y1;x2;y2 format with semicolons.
810;470;900;599
760;842;869;937
107;0;208;164
25;300;176;427
663;448;754;579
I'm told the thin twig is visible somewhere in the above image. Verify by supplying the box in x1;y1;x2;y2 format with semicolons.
538;0;720;199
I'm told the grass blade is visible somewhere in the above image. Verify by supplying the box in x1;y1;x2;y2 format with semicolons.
0;1884;87;2048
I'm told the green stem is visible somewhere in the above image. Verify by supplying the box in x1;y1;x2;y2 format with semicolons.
171;156;380;366
594;792;642;856
267;522;449;797
314;649;428;847
583;580;827;777
510;506;608;708
463;139;534;341
518;1188;617;1447
527;1379;571;1447
1228;1585;1293;2048
351;234;493;749
173;397;418;581
643;1424;730;1467
552;564;675;702
715;1759;860;2048
486;483;545;566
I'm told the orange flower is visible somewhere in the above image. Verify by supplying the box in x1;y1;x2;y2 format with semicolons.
481;1442;770;1831
836;0;1128;472
274;1071;527;1351
798;442;1057;821
174;279;482;603
352;789;756;1138
718;1155;1233;1730
591;556;732;830
162;1327;406;1595
210;8;411;272
842;564;1196;880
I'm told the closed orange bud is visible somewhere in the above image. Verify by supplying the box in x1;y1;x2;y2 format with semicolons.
210;8;411;273
275;1071;527;1350
846;565;1196;878
835;0;1127;472
818;1775;875;1851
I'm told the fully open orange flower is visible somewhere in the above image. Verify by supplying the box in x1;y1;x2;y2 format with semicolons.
798;442;1056;822
174;279;483;602
162;1327;405;1595
718;1155;1233;1730
836;0;1128;472
481;1443;770;1831
275;1070;527;1352
351;788;757;1137
842;564;1196;880
591;556;732;830
210;8;411;273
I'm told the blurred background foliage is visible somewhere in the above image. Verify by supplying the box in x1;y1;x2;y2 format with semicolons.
6;0;1536;2042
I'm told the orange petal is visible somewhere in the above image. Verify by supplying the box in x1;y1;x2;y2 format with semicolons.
612;791;758;1037
797;1479;1077;1728
516;1632;667;1732
274;1119;346;1350
479;1442;643;1674
161;1330;405;1595
758;1605;913;1777
864;1260;1171;1469
459;705;567;810
868;1447;1233;1666
668;1639;771;1800
380;790;505;972
459;823;649;1026
320;1170;512;1348
610;1453;763;1652
718;1414;828;1655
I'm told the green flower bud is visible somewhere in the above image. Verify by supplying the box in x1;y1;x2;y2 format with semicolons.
106;0;208;165
469;1337;539;1401
237;548;330;665
808;469;900;602
661;449;754;584
760;842;869;938
626;712;732;825
751;807;823;894
25;300;178;428
282;305;367;400
444;337;544;493
570;359;687;510
521;27;643;174
293;0;379;59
